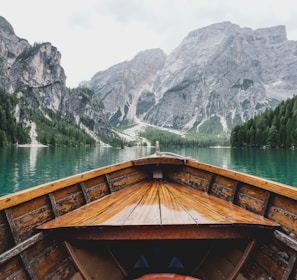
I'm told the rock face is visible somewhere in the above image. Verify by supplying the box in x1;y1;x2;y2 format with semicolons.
0;16;113;143
83;22;297;135
81;48;167;126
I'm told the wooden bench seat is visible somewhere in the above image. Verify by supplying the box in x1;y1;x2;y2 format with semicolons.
38;180;279;240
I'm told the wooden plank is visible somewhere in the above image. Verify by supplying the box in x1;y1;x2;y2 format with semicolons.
83;179;109;202
0;214;12;254
186;159;297;200
272;194;297;215
30;242;70;280
253;244;286;280
111;172;148;191
5;209;20;243
122;182;161;225
53;224;268;240
132;156;186;166
261;192;272;216
98;182;153;225
231;181;240;203
105;174;114;193
206;174;215;193
282;253;296;280
159;182;196;224
0;232;44;265
267;205;297;236
4;210;41;279
39;180;279;231
211;180;234;201
64;241;92;280
48;193;59;218
226;239;256;280
0;257;27;279
38;182;151;229
168;166;210;192
163;182;227;224
273;230;297;251
167;182;279;226
64;241;126;279
80;182;89;204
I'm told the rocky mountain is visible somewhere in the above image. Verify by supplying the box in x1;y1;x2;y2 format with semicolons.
0;16;114;145
80;48;167;126
82;22;297;136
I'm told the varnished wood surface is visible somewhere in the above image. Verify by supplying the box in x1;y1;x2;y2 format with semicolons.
38;180;279;230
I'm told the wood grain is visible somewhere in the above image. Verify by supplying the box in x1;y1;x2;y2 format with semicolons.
38;180;279;230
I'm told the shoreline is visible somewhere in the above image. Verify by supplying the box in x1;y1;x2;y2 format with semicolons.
17;143;48;148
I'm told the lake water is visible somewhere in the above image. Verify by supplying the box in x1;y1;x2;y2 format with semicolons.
0;146;296;196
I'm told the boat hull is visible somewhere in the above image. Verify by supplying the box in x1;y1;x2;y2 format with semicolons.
0;154;296;279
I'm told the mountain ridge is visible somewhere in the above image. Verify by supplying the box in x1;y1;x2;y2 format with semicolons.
0;16;115;146
1;16;297;146
82;21;297;137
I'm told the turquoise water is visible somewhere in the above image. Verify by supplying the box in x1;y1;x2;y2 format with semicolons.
0;146;296;196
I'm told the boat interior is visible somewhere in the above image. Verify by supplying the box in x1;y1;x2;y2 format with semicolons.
1;154;297;279
37;174;279;279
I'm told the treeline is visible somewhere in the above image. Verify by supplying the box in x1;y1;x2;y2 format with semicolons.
31;110;96;147
231;95;297;148
0;90;30;146
140;127;229;147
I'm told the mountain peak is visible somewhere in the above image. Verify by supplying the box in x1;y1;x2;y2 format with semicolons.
84;22;297;136
0;16;15;35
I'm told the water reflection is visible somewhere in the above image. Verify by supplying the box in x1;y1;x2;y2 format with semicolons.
0;146;155;195
0;146;296;196
229;148;297;186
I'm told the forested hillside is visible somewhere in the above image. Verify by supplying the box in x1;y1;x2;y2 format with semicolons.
231;95;297;148
0;16;117;147
0;90;30;146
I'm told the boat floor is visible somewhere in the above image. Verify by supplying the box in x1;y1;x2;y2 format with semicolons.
38;179;279;240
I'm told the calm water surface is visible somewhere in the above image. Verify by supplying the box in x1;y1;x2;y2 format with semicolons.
0;146;296;196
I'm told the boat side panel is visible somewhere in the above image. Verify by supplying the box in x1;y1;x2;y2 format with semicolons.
185;159;297;201
0;164;151;279
268;195;297;237
0;211;14;254
0;238;77;279
251;238;294;279
234;234;297;280
1;256;28;279
26;239;76;280
9;196;53;241
166;166;210;192
236;183;268;214
0;161;134;211
210;175;235;201
53;184;86;216
1;194;78;279
167;165;240;202
166;164;297;240
82;176;109;202
110;168;149;192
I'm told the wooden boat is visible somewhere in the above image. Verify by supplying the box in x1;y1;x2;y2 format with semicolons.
0;149;296;280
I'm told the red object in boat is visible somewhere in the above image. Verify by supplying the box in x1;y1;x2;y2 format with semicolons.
135;274;200;280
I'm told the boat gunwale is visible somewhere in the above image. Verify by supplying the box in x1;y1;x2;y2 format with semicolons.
1;153;297;210
185;159;297;200
0;160;134;210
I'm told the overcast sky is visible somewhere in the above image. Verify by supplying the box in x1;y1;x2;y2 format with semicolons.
2;0;297;87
